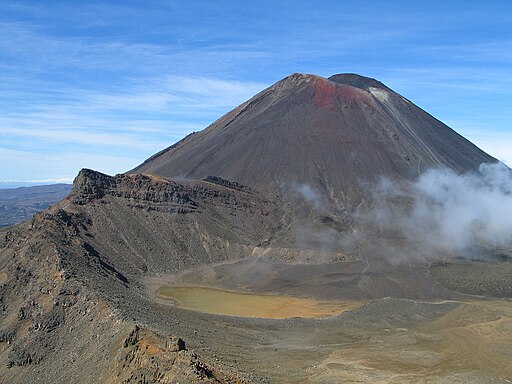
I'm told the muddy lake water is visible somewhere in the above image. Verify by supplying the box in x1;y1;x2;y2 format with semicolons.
155;285;360;319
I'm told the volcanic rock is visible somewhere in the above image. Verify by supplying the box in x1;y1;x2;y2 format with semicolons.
132;73;495;207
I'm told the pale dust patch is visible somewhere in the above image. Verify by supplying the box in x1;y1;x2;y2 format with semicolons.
369;87;390;102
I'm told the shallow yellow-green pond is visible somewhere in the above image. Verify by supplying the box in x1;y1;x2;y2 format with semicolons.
156;286;359;319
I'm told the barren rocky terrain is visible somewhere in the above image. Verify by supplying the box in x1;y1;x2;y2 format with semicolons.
0;73;510;383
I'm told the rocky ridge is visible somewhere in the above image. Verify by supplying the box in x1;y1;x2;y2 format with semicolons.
0;169;279;383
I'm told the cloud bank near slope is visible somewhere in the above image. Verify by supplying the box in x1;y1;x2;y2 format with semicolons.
354;162;512;262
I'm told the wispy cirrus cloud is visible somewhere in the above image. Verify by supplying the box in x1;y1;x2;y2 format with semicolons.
0;73;268;180
0;125;161;149
1;178;74;184
0;8;269;179
476;140;512;167
453;128;512;166
0;148;138;181
1;84;262;130
419;41;512;63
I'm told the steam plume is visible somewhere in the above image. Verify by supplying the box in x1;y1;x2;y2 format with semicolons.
354;162;512;262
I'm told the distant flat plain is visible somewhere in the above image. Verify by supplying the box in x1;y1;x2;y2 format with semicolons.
0;184;71;227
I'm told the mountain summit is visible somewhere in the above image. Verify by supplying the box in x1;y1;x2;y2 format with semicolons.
328;73;390;90
131;73;495;206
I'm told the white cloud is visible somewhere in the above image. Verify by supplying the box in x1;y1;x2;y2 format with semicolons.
82;76;267;113
382;67;512;96
0;74;268;174
421;41;512;64
351;163;512;263
0;148;138;180
1;178;74;184
448;123;512;167
28;178;74;183
0;125;161;149
472;139;512;167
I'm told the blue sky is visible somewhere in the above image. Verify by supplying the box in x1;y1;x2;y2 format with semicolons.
1;1;511;186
